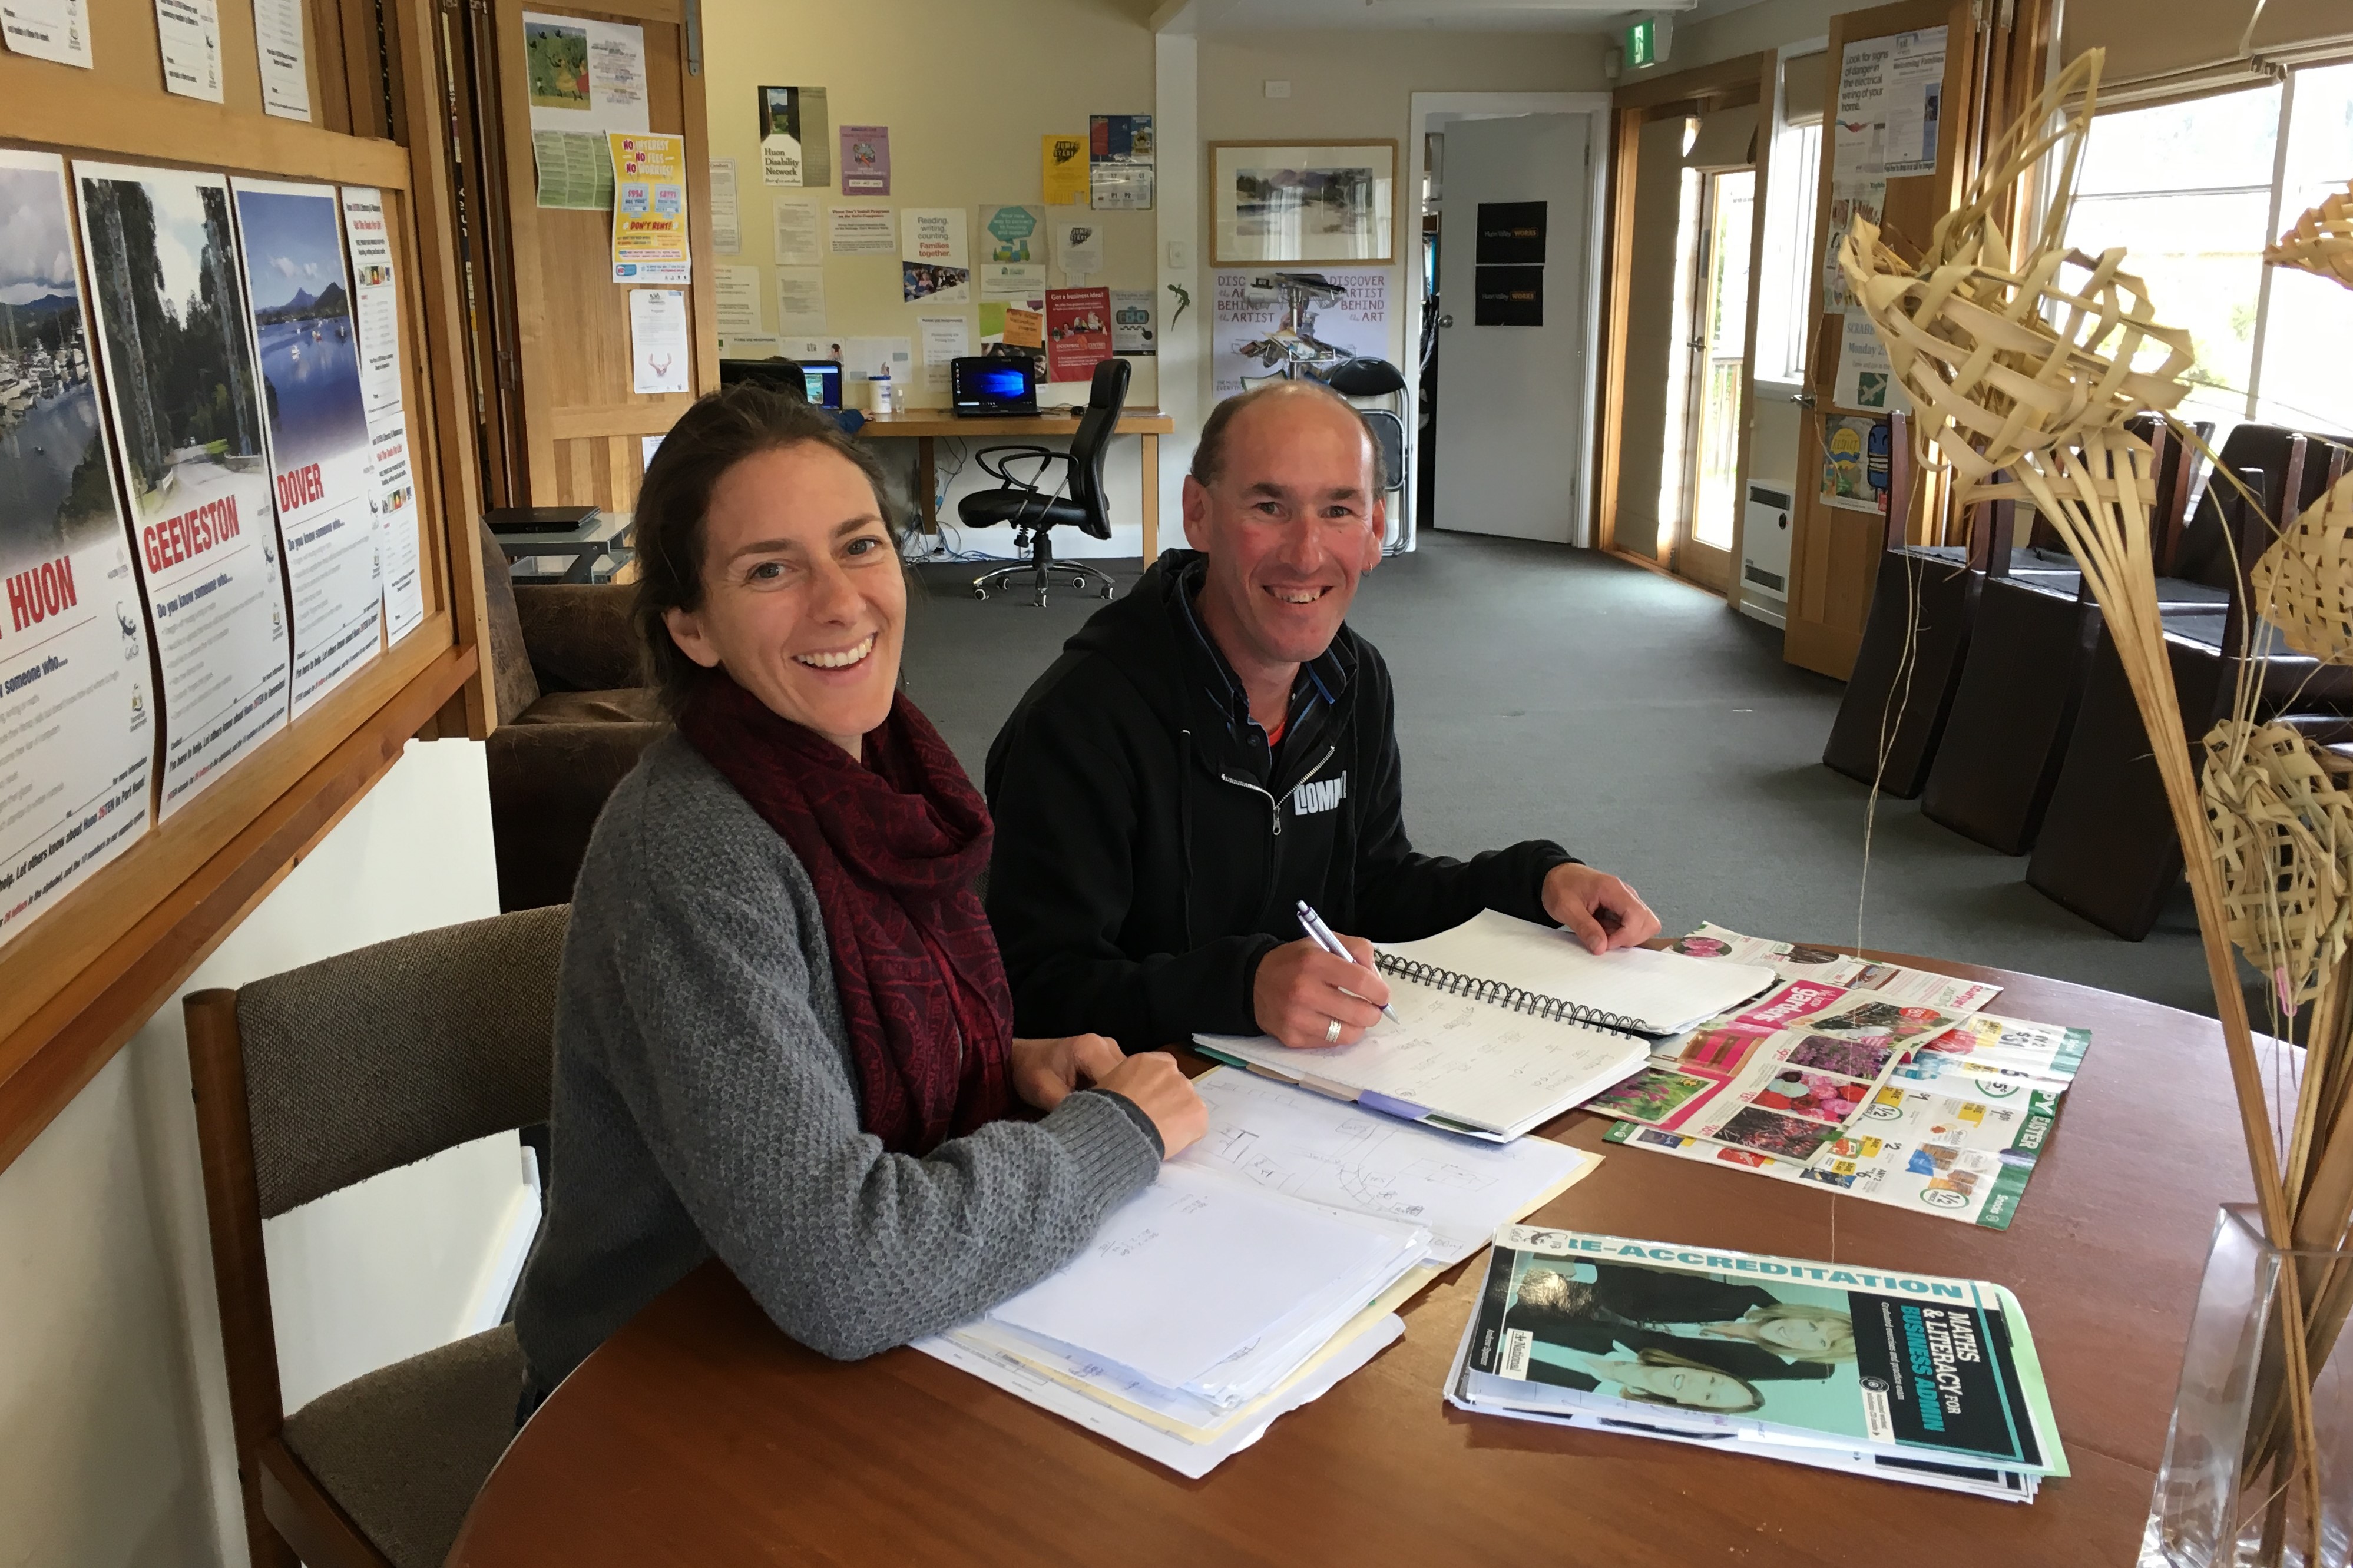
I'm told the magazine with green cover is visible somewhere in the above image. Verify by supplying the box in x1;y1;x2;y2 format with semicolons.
1455;1225;2068;1486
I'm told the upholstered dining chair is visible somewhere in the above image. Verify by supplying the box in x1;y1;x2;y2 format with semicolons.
186;906;567;1568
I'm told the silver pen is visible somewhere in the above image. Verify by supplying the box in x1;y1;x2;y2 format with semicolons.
1295;899;1402;1023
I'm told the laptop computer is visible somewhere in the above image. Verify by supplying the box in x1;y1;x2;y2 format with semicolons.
951;357;1037;417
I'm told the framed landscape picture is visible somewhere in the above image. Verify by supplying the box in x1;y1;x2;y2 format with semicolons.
1210;140;1396;266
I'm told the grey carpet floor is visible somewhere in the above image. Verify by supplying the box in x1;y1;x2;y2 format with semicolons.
901;531;2213;1017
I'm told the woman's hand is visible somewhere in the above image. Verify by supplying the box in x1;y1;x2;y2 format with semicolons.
1010;1033;1126;1111
1008;1037;1207;1158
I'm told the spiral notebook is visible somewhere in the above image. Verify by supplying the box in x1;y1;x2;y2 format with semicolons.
1194;911;1778;1142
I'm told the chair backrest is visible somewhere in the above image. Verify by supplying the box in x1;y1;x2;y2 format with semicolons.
1065;356;1132;539
1321;356;1406;397
476;519;541;724
719;356;809;402
216;904;570;1221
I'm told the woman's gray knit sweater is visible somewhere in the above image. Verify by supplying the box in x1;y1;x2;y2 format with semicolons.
514;733;1161;1394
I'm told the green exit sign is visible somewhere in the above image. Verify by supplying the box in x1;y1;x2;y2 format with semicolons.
1625;17;1657;68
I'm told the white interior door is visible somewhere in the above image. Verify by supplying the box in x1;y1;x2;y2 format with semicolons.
1432;113;1593;543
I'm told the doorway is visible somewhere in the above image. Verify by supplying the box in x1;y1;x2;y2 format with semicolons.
1667;165;1755;592
1405;92;1610;551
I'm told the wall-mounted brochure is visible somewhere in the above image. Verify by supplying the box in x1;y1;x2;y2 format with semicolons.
154;0;223;101
628;287;689;394
337;185;424;642
917;315;969;393
757;85;829;188
714;263;762;337
251;0;309;120
522;12;647;208
1041;135;1087;205
1044;287;1111;384
775;268;825;335
1053;219;1101;280
0;150;154;953
707;157;739;254
1110;288;1154;355
77;161;289;818
1088;114;1153;211
233;176;385;716
828;205;893;256
978;204;1044;264
1;0;94;67
1831;309;1911;416
901;208;968;304
838;125;889;196
978;263;1045;304
772;198;820;267
608;131;690;284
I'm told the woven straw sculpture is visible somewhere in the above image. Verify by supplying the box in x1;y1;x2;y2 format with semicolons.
1835;51;2198;494
2202;720;2353;1011
2252;468;2353;664
2266;181;2353;291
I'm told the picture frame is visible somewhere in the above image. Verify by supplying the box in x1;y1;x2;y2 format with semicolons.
1210;140;1397;266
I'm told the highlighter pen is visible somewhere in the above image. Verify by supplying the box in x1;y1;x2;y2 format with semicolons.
1294;899;1404;1025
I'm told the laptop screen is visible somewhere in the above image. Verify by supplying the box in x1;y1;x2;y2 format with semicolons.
801;361;843;408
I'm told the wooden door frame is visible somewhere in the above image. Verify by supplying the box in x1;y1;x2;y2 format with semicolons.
1593;50;1773;585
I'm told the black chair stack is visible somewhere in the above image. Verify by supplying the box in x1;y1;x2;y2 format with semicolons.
959;357;1130;607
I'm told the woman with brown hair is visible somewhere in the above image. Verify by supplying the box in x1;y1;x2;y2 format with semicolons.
514;386;1203;1405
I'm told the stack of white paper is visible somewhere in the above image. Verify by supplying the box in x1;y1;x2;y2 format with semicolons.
916;1072;1604;1477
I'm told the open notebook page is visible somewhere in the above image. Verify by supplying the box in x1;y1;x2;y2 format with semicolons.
1378;910;1778;1033
1197;969;1649;1137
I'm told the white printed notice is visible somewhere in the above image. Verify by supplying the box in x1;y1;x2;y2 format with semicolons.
1;0;92;66
629;287;690;393
77;161;289;819
233;177;384;715
251;0;309;120
828;205;892;256
714;263;762;338
1880;28;1946;178
707;157;739;254
0;151;154;952
773;198;820;267
339;185;423;642
154;0;223;101
918;314;969;393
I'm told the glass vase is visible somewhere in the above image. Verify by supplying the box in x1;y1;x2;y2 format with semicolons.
2142;1205;2353;1567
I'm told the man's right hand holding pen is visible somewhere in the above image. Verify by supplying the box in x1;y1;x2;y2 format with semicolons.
1249;900;1398;1050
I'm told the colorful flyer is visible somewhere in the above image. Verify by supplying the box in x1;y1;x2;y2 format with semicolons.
1044;286;1111;384
839;124;889;196
1088;114;1154;210
1668;923;2000;1013
608;132;689;284
77;161;289;818
1110;288;1155;355
978;203;1044;263
337;185;423;643
1820;412;1888;513
233;176;385;715
523;11;646;209
900;208;968;304
1041;134;1087;205
0;150;153;951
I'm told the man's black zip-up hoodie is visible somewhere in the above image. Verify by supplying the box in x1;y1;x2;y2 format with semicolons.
984;549;1576;1049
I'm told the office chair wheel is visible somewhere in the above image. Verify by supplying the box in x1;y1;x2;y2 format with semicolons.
972;587;989;601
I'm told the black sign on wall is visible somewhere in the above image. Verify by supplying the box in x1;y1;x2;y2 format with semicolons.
1474;264;1544;326
1474;201;1547;266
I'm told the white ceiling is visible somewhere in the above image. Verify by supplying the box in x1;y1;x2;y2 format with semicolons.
1154;0;1761;33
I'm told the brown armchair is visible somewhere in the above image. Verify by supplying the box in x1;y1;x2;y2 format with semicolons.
478;522;665;911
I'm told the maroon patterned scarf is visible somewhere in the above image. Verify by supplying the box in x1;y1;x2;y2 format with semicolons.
677;672;1014;1153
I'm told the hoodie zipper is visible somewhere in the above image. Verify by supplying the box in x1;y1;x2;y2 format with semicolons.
1219;743;1338;838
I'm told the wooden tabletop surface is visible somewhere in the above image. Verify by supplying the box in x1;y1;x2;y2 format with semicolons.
451;953;2243;1567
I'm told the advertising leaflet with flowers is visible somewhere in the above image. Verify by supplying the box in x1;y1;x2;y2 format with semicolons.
1447;1225;2068;1500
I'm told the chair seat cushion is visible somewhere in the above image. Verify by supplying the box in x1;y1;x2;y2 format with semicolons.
514;687;664;725
282;1324;526;1568
957;489;1101;538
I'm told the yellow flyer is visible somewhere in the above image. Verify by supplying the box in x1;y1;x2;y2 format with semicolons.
1041;133;1087;205
608;131;691;284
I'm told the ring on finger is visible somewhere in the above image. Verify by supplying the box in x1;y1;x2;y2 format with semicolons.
1324;1017;1343;1045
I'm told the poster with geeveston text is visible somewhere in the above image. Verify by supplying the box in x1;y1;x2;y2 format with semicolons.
233;176;385;715
0;150;154;952
76;160;290;819
339;185;424;642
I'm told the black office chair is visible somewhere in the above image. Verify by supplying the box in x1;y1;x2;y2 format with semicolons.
719;356;808;399
1318;355;1408;508
960;357;1129;607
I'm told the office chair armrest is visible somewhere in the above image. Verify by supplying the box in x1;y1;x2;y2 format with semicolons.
974;444;1068;491
512;584;644;693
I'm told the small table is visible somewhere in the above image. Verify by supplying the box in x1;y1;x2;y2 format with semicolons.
489;511;634;585
858;408;1177;558
451;954;2238;1566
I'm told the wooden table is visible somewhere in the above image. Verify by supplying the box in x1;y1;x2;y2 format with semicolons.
452;954;2243;1566
858;408;1177;558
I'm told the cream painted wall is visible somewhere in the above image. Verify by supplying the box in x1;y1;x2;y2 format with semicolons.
700;0;1163;558
1193;28;1610;401
0;738;524;1568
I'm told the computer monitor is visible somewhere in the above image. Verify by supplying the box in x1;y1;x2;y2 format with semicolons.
719;356;842;409
951;357;1037;417
800;360;842;409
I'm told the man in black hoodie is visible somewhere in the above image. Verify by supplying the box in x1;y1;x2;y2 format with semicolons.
984;380;1657;1052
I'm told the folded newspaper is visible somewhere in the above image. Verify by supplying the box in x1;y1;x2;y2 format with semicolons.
1446;1226;2068;1501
